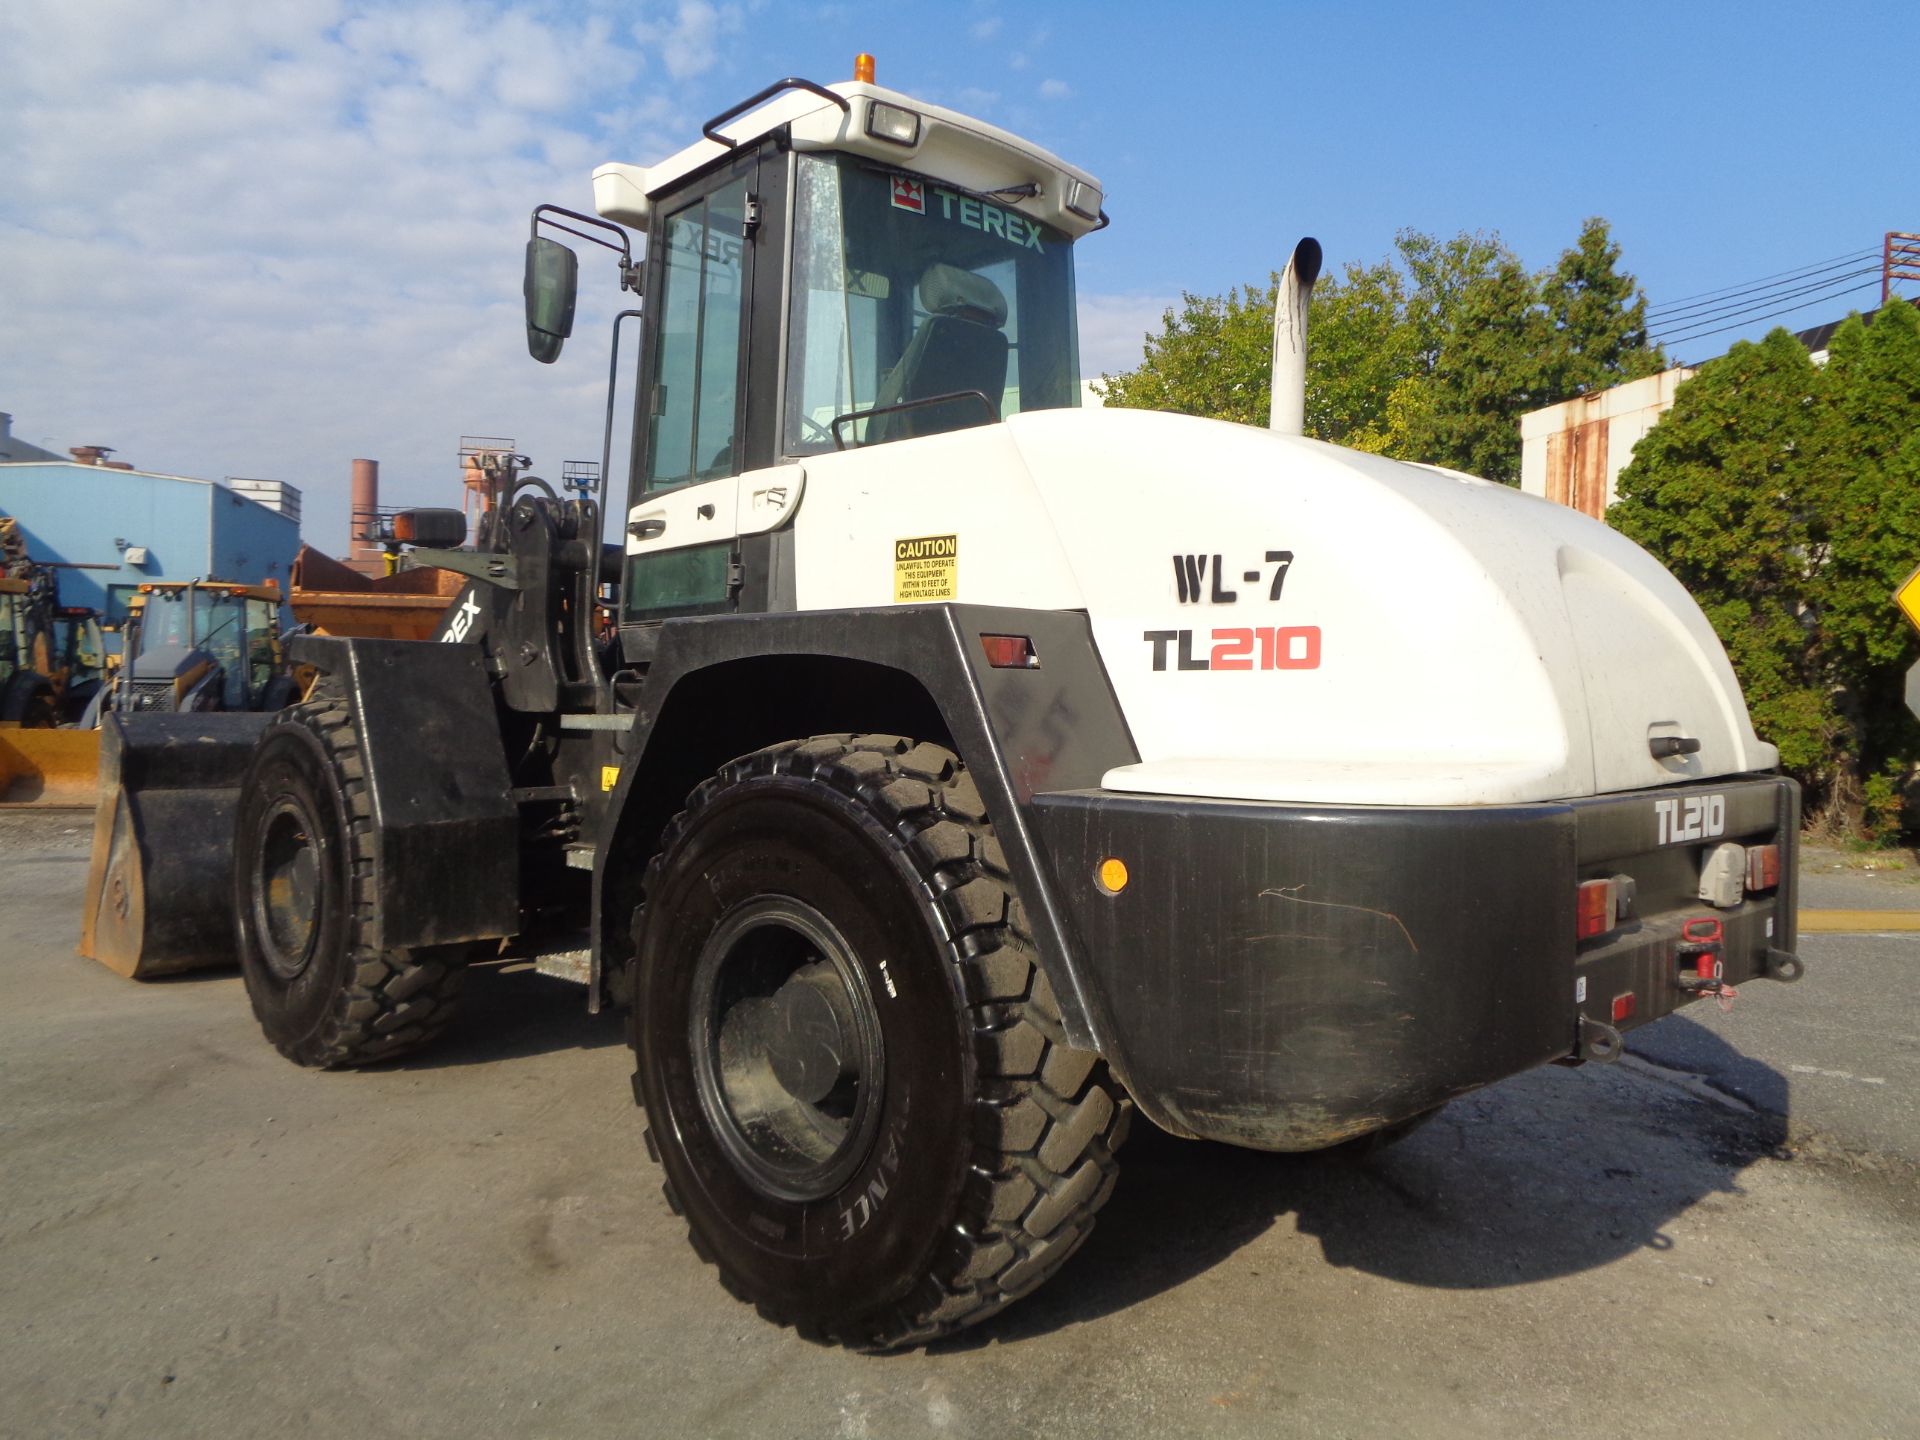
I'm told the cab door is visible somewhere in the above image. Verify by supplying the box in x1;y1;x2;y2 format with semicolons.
623;149;775;634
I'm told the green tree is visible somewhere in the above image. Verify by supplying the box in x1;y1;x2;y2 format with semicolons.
1610;329;1834;778
1542;216;1668;397
1810;302;1920;833
1093;280;1275;426
1610;301;1920;832
1406;240;1552;483
1300;259;1414;452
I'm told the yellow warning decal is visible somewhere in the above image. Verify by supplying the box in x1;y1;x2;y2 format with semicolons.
893;534;958;602
601;765;620;792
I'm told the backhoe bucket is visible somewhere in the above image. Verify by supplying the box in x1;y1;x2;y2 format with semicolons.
80;711;273;978
0;726;99;807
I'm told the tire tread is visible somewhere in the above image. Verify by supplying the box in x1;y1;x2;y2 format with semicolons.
243;701;467;1069
636;733;1129;1351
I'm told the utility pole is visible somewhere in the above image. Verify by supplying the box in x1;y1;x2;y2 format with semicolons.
1884;232;1920;304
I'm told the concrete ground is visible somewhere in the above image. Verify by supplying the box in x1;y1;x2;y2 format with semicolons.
2;811;1916;1440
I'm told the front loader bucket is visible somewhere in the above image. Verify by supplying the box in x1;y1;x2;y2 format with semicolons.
80;711;274;979
0;726;99;807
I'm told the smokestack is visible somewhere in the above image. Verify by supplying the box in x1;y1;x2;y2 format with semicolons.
348;458;384;575
1269;237;1323;437
351;459;379;544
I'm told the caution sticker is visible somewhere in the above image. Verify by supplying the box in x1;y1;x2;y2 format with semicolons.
894;534;957;602
600;765;620;792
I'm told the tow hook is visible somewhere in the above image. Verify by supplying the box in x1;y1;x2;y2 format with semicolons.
1677;917;1738;1009
1763;947;1806;983
1576;1015;1624;1064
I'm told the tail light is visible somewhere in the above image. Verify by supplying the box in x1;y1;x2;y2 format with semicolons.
1746;844;1780;892
979;634;1038;669
1576;879;1616;941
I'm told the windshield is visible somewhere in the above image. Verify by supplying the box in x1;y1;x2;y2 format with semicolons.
141;590;245;660
785;154;1080;452
141;592;194;651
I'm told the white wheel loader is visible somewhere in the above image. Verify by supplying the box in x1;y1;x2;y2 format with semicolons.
86;60;1803;1349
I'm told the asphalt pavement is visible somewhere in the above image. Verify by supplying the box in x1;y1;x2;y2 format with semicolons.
2;813;1916;1440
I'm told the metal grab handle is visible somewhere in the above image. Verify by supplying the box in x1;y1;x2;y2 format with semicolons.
703;78;849;148
628;518;666;540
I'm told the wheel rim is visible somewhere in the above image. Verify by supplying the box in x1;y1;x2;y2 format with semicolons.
689;897;887;1204
255;797;323;981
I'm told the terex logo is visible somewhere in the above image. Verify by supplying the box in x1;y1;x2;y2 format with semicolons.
441;594;481;644
1143;627;1321;672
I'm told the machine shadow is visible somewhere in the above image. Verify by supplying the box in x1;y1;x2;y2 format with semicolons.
950;1018;1788;1348
396;962;625;1068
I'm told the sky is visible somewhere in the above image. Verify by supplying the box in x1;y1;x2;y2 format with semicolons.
2;0;1913;550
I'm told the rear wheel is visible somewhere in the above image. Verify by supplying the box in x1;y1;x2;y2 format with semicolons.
233;701;468;1068
632;734;1130;1350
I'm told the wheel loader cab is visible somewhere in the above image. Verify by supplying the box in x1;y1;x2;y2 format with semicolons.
551;77;1102;644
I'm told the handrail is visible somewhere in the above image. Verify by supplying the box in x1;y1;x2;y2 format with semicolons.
703;78;849;149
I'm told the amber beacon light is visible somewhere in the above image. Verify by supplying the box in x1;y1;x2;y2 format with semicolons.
854;52;876;83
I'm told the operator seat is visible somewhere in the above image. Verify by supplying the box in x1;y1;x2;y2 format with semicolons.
867;264;1009;445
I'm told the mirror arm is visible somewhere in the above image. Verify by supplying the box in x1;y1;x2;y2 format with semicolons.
531;204;642;293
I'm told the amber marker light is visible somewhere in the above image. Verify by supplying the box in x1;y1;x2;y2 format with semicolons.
1096;857;1130;895
854;52;876;83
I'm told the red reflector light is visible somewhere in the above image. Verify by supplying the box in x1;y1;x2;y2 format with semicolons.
979;634;1038;669
1576;879;1616;941
1611;992;1637;1023
1745;844;1780;892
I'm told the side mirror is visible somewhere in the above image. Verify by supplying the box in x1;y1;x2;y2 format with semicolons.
524;236;579;364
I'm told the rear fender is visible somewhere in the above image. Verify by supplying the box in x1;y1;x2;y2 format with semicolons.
594;605;1140;1052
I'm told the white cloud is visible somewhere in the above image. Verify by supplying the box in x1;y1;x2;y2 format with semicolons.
631;0;742;82
1077;293;1177;378
970;17;1002;41
1038;78;1071;100
0;1;708;549
953;86;1002;115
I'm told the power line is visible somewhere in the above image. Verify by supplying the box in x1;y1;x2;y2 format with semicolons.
1650;265;1883;341
1646;246;1879;316
1647;251;1881;323
1660;278;1883;352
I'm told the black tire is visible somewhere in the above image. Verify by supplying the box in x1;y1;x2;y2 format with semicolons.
233;700;468;1068
632;734;1131;1350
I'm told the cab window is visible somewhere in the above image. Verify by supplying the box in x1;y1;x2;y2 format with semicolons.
646;176;750;491
784;155;1081;451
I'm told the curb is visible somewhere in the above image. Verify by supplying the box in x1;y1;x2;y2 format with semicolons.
1800;909;1920;933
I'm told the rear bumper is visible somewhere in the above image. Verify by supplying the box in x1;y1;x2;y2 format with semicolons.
1028;774;1800;1151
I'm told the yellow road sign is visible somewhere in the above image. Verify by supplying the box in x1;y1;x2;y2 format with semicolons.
1897;563;1920;636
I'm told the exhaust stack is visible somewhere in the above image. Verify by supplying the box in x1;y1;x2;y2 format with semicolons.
1269;237;1323;435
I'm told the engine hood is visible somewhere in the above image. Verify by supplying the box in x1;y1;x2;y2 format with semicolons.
1002;408;1773;804
786;406;1773;806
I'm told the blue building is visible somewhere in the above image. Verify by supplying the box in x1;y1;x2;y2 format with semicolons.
0;458;301;626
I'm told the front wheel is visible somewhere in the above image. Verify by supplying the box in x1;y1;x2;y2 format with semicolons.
233;701;469;1067
632;735;1131;1350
